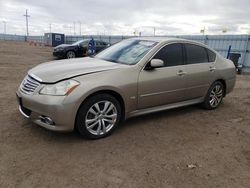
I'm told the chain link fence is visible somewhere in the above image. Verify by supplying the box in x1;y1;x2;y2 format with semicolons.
0;34;249;69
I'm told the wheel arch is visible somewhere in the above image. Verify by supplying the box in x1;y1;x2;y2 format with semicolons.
74;89;126;130
66;49;77;56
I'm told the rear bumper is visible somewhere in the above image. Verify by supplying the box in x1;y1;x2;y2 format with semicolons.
16;90;76;132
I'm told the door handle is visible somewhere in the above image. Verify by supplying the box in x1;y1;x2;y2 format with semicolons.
209;67;216;72
177;70;187;76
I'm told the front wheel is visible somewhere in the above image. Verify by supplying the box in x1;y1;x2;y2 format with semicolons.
75;94;122;139
202;81;225;110
66;51;76;59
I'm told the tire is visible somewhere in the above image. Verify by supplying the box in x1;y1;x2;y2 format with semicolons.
237;69;242;75
75;94;122;139
202;81;225;110
66;51;76;59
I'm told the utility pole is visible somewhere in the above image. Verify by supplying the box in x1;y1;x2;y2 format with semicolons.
133;29;136;36
49;23;51;33
200;26;205;35
3;21;6;34
69;26;72;35
153;27;156;36
3;21;6;40
79;21;82;36
73;22;76;36
23;9;30;37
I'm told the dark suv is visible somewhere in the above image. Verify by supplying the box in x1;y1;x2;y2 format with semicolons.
53;39;110;59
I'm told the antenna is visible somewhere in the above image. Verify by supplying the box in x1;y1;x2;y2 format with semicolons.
23;9;30;36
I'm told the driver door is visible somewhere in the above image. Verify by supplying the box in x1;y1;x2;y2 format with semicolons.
138;43;189;109
79;40;88;57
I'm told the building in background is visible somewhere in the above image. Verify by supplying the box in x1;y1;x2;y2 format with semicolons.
44;33;65;47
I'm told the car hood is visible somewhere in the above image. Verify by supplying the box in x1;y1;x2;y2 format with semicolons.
28;57;126;83
54;44;72;49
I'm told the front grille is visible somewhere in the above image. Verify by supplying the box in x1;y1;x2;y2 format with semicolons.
20;75;41;94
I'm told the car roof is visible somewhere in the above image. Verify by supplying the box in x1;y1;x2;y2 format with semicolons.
130;37;202;45
129;37;216;51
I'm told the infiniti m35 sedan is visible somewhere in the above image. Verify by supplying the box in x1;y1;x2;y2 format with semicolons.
16;38;236;139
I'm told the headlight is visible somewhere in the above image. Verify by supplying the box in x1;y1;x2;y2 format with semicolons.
40;80;79;96
55;47;64;51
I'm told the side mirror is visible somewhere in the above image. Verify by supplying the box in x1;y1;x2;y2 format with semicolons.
146;59;164;70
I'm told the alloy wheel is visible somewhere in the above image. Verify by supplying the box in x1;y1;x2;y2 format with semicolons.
209;84;223;108
85;101;117;136
67;51;75;58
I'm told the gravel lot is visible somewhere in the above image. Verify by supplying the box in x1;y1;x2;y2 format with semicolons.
0;41;250;188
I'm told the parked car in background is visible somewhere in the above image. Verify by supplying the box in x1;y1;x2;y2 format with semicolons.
17;38;236;139
53;39;110;59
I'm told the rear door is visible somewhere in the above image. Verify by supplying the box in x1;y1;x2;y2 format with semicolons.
138;43;189;109
95;41;103;53
183;43;217;99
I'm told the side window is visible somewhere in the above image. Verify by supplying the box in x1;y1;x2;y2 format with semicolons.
207;49;216;62
81;41;88;47
185;44;208;64
153;43;183;67
96;41;101;46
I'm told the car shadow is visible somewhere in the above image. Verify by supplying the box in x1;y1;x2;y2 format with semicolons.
24;104;201;142
117;104;200;132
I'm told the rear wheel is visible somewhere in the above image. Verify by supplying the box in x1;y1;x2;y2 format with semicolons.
66;51;76;59
76;94;122;139
202;81;225;110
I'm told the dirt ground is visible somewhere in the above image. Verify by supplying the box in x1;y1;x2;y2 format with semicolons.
0;41;250;188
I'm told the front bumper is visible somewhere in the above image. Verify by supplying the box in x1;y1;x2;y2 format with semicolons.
53;50;65;58
16;89;77;132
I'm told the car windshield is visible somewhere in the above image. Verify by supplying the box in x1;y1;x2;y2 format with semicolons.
95;39;158;65
72;39;89;46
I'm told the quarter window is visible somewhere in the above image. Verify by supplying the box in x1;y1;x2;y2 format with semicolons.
153;43;183;67
185;44;208;64
207;49;216;62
